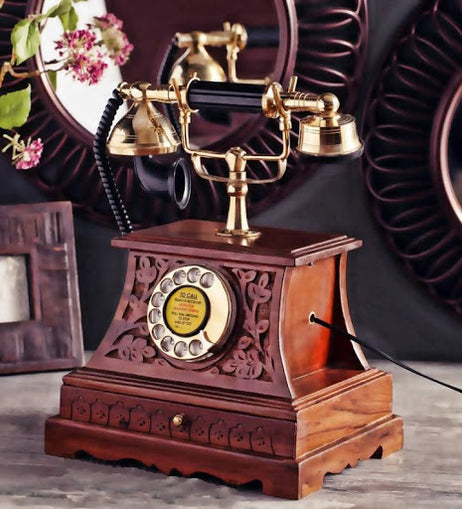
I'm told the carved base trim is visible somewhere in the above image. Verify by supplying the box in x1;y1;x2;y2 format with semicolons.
45;414;402;499
297;415;403;498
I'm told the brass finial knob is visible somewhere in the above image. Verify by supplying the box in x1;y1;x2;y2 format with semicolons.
172;413;186;427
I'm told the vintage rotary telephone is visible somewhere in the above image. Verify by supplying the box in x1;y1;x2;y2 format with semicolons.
45;24;404;500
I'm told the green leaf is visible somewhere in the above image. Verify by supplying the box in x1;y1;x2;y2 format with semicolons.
59;5;78;31
42;0;72;19
48;70;57;91
10;19;41;65
36;0;83;25
0;85;32;129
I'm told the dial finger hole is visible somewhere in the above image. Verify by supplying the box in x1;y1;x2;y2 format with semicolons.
174;341;188;358
189;339;203;356
160;278;174;293
153;324;165;339
200;272;215;288
187;267;201;283
173;269;186;285
151;292;165;307
148;308;161;323
160;336;175;352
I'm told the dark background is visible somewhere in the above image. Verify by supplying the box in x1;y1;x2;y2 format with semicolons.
1;0;461;360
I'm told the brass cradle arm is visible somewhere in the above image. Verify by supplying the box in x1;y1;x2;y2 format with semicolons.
174;80;292;185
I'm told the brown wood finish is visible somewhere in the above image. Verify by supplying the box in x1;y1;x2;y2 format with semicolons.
281;259;337;378
45;220;402;498
0;202;83;374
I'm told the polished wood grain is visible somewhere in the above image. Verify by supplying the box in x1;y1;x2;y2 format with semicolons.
45;220;402;499
281;260;336;376
112;220;362;266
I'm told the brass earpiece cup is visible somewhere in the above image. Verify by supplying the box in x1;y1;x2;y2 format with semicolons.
297;113;363;158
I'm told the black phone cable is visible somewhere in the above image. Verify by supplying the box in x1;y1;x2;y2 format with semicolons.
309;313;462;394
94;90;133;236
159;38;182;136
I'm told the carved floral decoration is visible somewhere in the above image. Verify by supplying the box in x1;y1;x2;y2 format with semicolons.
70;395;276;456
104;255;177;363
104;256;276;381
220;269;274;380
115;335;155;362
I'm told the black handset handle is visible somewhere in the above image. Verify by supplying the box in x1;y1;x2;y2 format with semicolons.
187;81;266;112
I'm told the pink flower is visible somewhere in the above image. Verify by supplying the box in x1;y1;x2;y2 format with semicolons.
55;29;108;85
55;28;97;53
52;13;132;86
92;14;133;66
2;134;43;170
15;138;43;169
93;13;124;31
104;27;133;65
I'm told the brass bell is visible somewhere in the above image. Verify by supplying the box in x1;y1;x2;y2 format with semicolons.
297;113;363;158
107;100;180;156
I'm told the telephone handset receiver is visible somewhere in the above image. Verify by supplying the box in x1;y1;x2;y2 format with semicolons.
93;88;192;236
134;156;191;210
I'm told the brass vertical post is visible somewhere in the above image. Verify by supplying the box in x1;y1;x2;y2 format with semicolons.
217;147;259;238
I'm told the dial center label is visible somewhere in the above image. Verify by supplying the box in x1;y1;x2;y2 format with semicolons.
164;285;209;336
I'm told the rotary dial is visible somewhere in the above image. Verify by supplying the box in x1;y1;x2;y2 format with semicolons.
147;265;234;361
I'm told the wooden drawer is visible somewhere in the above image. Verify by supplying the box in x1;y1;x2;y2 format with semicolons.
59;386;295;459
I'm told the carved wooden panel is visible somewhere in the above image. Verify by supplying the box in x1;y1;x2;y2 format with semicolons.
220;269;274;381
102;254;278;384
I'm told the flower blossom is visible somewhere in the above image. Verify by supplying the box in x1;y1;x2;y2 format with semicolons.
93;13;123;31
93;14;133;66
52;14;133;85
2;134;43;170
54;29;108;85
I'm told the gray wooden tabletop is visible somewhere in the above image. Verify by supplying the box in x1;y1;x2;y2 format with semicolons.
0;360;461;509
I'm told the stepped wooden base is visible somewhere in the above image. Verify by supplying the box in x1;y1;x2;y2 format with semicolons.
45;367;403;499
46;414;402;499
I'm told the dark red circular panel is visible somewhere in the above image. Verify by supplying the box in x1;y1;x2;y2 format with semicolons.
361;0;462;315
1;1;368;227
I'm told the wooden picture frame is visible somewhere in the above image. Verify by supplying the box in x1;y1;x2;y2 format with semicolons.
0;202;84;374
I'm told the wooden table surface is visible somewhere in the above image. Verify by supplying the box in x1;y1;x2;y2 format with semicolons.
0;360;461;508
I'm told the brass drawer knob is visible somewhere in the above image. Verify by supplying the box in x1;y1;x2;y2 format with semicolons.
172;413;186;427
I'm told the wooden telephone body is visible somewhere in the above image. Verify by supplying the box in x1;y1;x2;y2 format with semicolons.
45;220;403;499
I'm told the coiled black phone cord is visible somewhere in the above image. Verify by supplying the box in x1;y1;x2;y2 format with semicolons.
94;90;133;236
159;39;181;136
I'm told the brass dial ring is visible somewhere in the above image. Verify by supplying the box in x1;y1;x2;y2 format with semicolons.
147;265;234;361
